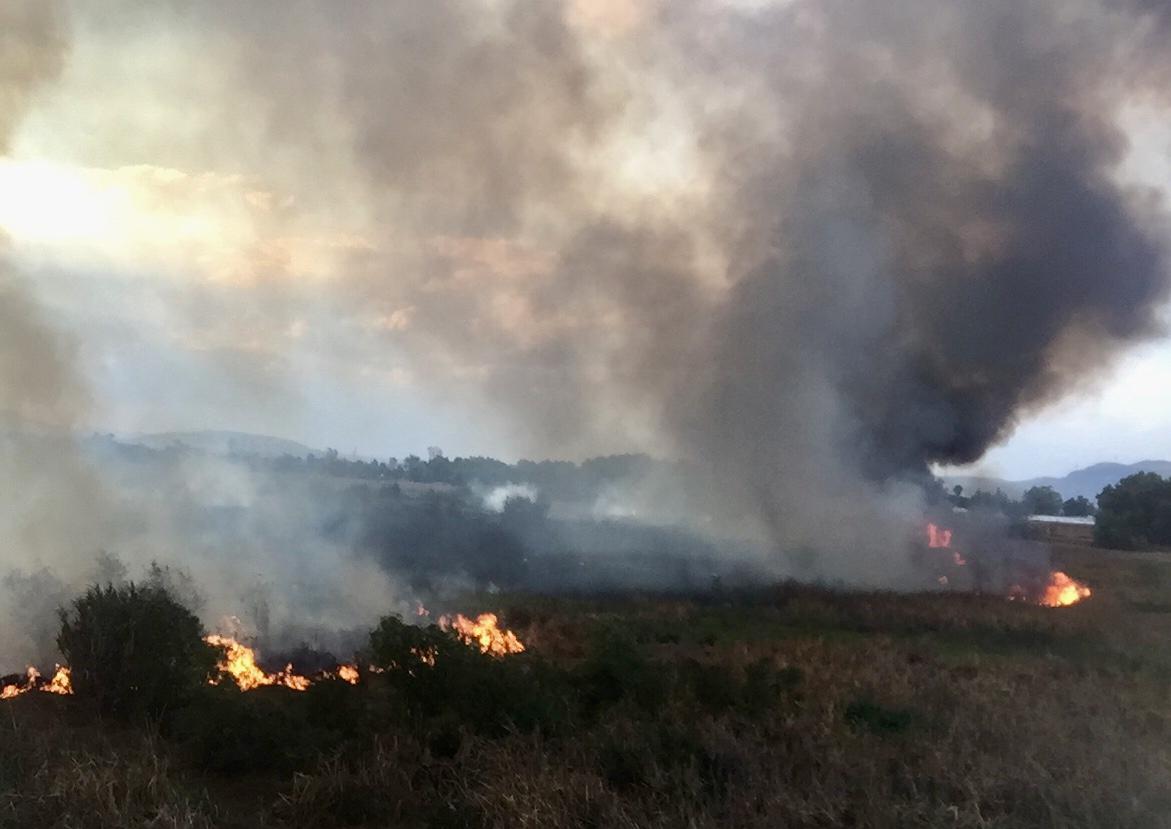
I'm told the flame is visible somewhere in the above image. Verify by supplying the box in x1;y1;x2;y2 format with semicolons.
4;611;524;699
1;665;73;699
952;551;967;567
1;669;32;699
43;665;72;695
438;612;525;656
926;523;953;548
204;634;312;691
1040;571;1092;607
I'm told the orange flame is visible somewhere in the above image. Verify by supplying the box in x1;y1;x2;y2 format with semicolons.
1;665;73;699
1039;571;1092;607
336;664;360;684
43;665;72;695
439;612;525;656
926;523;953;548
204;634;312;692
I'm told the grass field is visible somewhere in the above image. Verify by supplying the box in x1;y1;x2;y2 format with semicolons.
4;543;1171;828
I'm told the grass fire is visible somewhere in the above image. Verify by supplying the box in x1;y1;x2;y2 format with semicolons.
7;0;1171;825
3;541;1166;828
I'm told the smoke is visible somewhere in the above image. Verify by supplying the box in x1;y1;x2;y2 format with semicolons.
478;483;539;513
3;0;1171;662
153;0;1169;563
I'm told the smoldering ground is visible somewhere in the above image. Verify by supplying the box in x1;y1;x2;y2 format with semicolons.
3;0;1171;662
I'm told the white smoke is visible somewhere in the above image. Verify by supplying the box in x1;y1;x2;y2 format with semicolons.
477;482;539;513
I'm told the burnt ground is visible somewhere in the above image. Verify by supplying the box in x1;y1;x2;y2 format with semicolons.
3;543;1171;828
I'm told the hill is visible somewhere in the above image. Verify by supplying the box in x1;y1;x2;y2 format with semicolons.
125;430;320;459
945;459;1171;501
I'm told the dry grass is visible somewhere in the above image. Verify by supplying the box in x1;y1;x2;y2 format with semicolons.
5;544;1171;827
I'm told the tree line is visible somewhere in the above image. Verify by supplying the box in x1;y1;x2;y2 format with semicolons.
945;474;1171;551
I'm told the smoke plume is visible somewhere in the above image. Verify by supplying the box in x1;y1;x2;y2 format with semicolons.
142;0;1170;558
2;0;1171;646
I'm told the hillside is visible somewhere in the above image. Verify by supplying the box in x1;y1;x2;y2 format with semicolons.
125;430;320;459
945;460;1171;501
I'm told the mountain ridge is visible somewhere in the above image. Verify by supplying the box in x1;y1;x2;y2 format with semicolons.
943;459;1171;501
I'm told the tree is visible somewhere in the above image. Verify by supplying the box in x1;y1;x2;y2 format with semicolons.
57;583;219;718
1022;485;1062;516
1095;472;1171;550
1062;495;1095;518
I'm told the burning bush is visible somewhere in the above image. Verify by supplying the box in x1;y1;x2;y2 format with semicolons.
56;583;218;718
368;614;570;737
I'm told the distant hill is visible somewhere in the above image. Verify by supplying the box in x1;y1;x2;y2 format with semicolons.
945;460;1171;502
126;430;320;459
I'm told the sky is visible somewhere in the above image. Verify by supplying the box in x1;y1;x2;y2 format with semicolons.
3;0;1171;482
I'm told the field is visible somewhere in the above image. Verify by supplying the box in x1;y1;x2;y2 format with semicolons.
4;544;1171;828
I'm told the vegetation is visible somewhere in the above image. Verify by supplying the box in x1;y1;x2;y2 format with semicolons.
56;583;218;719
1095;472;1171;550
6;545;1171;827
1022;484;1063;516
1063;495;1096;517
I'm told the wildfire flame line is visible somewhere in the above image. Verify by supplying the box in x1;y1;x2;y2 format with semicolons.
204;612;524;693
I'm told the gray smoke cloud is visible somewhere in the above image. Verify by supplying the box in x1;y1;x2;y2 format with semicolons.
3;0;1171;654
179;0;1171;559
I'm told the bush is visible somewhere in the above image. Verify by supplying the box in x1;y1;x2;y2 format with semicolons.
1096;473;1171;550
573;629;670;717
368;615;570;736
171;686;322;774
57;582;218;719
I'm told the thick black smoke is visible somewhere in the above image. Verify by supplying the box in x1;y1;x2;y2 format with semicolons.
656;0;1171;547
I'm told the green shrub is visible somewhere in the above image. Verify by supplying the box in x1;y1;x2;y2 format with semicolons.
56;582;218;718
368;615;571;736
845;697;914;735
170;685;323;774
573;629;670;717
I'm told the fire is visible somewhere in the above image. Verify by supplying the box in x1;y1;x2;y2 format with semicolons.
1;665;73;699
43;665;72;695
1040;571;1092;607
926;523;952;548
204;634;312;692
4;611;524;701
925;522;1091;607
438;612;525;656
1;668;34;700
